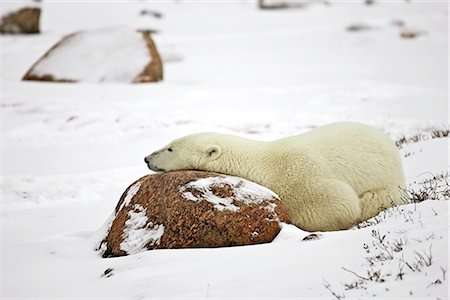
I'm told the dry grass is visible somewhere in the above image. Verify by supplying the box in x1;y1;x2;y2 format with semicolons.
403;172;450;203
396;126;449;149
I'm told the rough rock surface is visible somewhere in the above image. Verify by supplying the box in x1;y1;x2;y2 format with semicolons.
98;170;290;257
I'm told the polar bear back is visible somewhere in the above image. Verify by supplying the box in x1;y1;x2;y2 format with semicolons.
275;122;405;195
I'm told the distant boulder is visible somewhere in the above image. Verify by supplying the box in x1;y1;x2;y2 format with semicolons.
400;29;426;39
1;1;40;34
97;170;290;257
22;28;163;83
346;23;374;32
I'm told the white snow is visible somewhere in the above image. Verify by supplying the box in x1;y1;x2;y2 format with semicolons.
1;1;448;299
28;28;152;83
180;176;279;212
120;204;164;255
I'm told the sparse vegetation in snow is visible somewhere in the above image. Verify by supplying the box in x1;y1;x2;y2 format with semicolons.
395;126;449;149
326;201;448;299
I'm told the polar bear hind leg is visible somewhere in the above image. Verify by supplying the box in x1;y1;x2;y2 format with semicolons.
359;186;406;222
293;179;362;232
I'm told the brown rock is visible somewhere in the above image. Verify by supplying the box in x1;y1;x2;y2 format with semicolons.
1;7;40;34
400;29;425;39
98;170;290;257
22;28;163;83
346;23;374;32
134;29;163;83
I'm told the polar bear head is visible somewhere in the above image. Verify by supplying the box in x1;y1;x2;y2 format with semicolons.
144;133;223;172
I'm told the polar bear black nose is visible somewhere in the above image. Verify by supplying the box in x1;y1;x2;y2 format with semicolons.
144;157;149;164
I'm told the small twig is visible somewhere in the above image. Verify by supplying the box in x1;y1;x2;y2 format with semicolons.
396;261;405;280
400;255;416;272
441;266;447;281
379;243;394;260
341;267;370;281
431;207;438;216
418;220;424;228
323;279;345;299
415;244;433;267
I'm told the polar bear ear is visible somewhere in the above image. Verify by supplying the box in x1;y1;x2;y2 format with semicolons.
205;145;222;160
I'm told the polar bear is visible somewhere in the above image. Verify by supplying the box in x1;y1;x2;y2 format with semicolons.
144;122;406;232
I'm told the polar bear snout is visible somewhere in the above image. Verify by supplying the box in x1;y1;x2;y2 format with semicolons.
144;152;166;172
144;153;154;165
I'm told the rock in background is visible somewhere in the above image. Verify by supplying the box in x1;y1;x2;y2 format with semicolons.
22;28;163;83
1;1;41;34
98;170;290;257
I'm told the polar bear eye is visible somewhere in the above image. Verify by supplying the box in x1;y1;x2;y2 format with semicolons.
167;148;173;152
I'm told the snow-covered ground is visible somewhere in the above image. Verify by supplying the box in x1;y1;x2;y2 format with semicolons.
1;1;448;299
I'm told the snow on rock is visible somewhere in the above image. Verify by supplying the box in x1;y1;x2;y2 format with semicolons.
22;27;163;83
98;170;290;256
118;180;142;212
93;179;143;253
120;204;164;255
179;175;279;212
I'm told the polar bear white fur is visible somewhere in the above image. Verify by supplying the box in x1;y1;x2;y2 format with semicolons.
144;122;406;231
